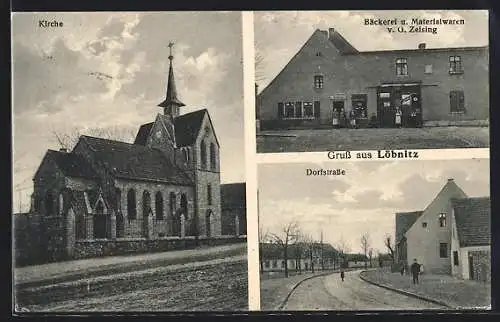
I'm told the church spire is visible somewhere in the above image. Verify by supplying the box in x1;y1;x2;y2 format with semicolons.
158;41;185;118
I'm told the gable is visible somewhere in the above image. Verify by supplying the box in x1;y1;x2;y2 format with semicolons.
406;179;468;238
193;110;220;148
174;109;208;147
134;122;154;145
258;29;340;99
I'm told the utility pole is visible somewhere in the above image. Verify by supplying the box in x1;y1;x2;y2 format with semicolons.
320;230;324;271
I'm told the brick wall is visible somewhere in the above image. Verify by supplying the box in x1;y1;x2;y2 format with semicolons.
470;250;491;283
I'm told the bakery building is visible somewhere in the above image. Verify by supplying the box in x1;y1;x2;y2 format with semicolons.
256;28;488;130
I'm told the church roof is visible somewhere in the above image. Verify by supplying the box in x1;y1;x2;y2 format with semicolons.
452;197;491;247
221;182;246;210
395;211;423;243
81;136;193;185
46;150;99;179
134;109;209;148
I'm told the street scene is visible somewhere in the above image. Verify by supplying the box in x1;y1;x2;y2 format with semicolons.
254;11;489;153
12;12;248;312
258;159;491;310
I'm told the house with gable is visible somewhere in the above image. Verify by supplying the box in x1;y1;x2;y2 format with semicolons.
257;27;488;130
395;178;490;281
16;45;246;266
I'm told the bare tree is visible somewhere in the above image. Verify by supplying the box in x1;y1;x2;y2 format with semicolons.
302;234;317;273
259;224;269;275
384;234;396;263
368;248;374;268
51;125;137;151
336;237;351;269
360;233;371;269
254;41;266;85
269;221;299;278
293;231;305;275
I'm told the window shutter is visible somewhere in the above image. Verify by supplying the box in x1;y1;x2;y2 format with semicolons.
314;101;320;118
277;102;284;119
459;91;465;112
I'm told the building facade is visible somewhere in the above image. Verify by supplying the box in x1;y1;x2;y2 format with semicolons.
257;28;488;130
396;179;490;280
16;49;245;266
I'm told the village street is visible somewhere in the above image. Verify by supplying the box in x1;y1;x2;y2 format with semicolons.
256;127;489;153
281;270;445;310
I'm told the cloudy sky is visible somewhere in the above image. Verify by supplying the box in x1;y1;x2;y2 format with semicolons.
258;159;489;254
255;10;489;90
12;12;244;212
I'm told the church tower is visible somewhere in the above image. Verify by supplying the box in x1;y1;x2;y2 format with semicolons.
158;42;185;119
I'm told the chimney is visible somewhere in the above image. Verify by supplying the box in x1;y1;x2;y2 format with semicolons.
418;43;426;50
59;148;68;153
328;28;335;40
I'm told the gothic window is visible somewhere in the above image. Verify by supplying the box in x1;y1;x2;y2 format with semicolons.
155;191;164;220
76;213;86;240
180;194;188;219
116;213;125;238
170;192;179;236
200;140;207;169
115;188;121;212
439;213;447;227
183;148;190;163
210;143;216;171
207;184;212;206
93;201;108;239
45;191;54;216
127;189;137;220
143;190;151;218
59;193;64;214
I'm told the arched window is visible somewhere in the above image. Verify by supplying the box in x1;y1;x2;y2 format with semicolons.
127;189;137;220
169;192;176;216
180;194;188;215
76;213;86;240
93;201;107;239
210;143;216;170
59;193;64;214
115;188;121;212
180;194;189;235
200;140;207;169
207;184;212;206
45;191;54;216
143;191;151;217
183;148;190;163
169;192;178;236
116;213;125;238
155;192;164;220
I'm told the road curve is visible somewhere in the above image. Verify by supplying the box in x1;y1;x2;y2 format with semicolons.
282;270;446;311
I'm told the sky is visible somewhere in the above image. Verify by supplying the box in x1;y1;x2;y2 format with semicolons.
12;12;244;212
255;10;489;90
257;159;490;255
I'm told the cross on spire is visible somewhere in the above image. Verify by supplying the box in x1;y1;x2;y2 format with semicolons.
168;41;175;60
158;40;185;117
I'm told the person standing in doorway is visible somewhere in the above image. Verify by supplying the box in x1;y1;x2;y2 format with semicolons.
395;108;402;128
349;109;357;129
410;258;421;284
332;108;340;128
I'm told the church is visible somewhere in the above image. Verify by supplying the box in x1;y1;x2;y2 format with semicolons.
16;44;246;265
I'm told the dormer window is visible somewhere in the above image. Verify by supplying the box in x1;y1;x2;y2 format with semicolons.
314;75;324;89
316;52;323;57
439;213;446;227
422;222;427;228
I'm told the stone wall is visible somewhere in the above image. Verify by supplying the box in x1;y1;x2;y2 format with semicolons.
72;236;246;260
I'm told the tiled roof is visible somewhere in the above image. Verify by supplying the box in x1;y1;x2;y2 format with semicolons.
329;29;359;54
47;150;99;179
452;197;491;247
174;109;207;147
221;183;246;209
134;122;154;145
395;211;423;243
80;136;193;186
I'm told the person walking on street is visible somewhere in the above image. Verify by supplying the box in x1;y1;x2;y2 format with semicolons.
400;262;405;276
340;269;345;282
410;258;421;284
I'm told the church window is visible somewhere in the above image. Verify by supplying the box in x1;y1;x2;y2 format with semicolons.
169;192;178;236
200;140;207;169
183;148;190;163
181;194;189;235
207;184;212;206
127;189;137;220
76;213;86;240
59;193;64;214
210;143;216;170
93;201;109;239
115;188;121;212
45;191;54;216
116;213;125;238
143;191;152;218
439;213;446;227
155;192;164;220
206;210;212;237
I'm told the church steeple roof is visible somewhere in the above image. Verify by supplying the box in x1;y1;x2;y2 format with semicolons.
158;42;185;114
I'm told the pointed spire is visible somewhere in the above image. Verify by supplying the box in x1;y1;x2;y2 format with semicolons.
158;41;185;118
